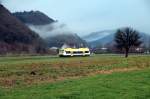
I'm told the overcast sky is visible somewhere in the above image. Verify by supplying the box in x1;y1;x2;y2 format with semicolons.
2;0;150;35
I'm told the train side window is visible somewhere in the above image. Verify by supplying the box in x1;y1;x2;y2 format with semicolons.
73;51;77;54
78;51;83;54
66;51;71;54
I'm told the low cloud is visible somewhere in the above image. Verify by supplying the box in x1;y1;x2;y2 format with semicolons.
28;22;73;38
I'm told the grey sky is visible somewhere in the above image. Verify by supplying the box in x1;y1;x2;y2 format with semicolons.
2;0;150;35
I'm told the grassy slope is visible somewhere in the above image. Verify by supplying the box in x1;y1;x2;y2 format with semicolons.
0;55;150;99
1;69;150;99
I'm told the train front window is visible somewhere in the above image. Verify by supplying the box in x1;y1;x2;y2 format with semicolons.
73;51;83;54
85;51;89;53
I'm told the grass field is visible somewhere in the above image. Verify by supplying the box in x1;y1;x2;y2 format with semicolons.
0;54;150;99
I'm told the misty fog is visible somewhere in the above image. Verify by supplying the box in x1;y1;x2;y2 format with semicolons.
28;22;73;38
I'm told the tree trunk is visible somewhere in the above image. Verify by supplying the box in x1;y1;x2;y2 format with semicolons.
125;48;129;58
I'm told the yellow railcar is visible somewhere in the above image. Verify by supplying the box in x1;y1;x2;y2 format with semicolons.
59;48;90;57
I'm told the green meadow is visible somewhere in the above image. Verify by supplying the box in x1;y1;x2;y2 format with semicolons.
0;54;150;99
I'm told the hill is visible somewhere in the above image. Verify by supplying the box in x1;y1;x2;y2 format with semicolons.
46;33;88;48
13;11;55;25
14;11;88;48
0;4;47;54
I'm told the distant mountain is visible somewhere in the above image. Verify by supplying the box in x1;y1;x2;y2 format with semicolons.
0;4;47;54
46;33;88;48
89;33;115;48
140;33;150;48
13;11;55;25
83;30;115;42
86;30;150;48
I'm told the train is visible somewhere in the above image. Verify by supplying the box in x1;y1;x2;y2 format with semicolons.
59;48;90;57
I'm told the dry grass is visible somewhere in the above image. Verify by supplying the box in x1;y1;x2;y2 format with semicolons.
0;55;149;87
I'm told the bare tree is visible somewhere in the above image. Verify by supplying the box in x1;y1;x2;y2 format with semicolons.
115;27;142;57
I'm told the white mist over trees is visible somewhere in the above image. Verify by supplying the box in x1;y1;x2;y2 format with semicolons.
28;22;73;38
